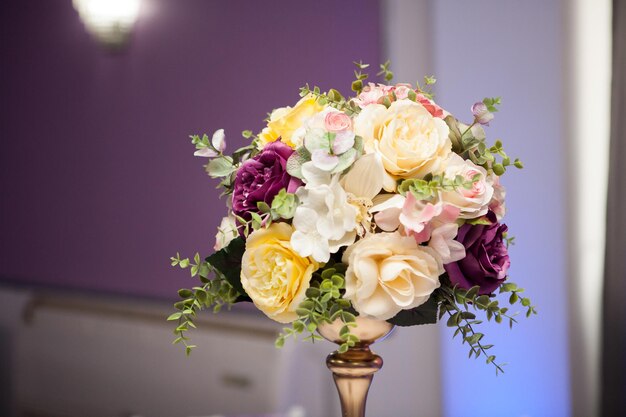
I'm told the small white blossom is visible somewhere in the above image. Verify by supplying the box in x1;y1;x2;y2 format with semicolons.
290;162;357;262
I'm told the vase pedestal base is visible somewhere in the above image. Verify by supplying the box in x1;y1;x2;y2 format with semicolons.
318;316;395;417
326;347;384;417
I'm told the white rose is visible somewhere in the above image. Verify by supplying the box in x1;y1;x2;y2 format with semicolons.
354;100;451;180
342;232;443;320
440;154;494;219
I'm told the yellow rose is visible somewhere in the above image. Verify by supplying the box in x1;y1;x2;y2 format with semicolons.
258;94;325;149
241;223;319;323
342;232;443;320
354;100;451;180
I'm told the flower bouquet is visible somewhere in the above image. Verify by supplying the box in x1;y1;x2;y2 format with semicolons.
169;62;536;384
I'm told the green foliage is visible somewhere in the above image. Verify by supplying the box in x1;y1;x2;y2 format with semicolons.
436;281;538;374
190;134;217;155
275;263;359;354
270;189;298;220
498;282;538;318
436;287;505;374
444;116;523;176
300;84;361;116
205;237;249;299
191;130;258;198
377;60;394;82
169;238;256;354
502;232;516;248
169;249;245;355
415;75;437;99
482;97;502;113
388;295;438;326
206;156;235;178
397;173;482;201
351;60;370;93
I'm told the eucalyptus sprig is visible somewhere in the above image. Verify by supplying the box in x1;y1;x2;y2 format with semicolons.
397;173;482;201
299;84;361;116
415;75;437;99
446;116;523;176
232;189;299;237
436;287;506;374
377;60;394;83
168;252;240;355
276;264;359;353
436;281;538;374
351;60;370;93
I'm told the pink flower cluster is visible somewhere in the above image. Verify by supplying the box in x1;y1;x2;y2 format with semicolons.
354;82;444;118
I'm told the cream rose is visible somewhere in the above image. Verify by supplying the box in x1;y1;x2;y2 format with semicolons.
241;223;319;323
342;232;443;320
354;100;451;181
440;153;494;219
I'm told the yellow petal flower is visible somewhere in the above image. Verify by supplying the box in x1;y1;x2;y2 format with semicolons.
240;223;319;323
258;94;325;149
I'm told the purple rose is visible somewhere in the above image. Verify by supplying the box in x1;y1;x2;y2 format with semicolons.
232;141;300;225
444;211;510;294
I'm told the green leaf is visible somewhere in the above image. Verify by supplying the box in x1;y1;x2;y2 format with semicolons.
206;157;235;178
205;237;251;302
466;286;480;300
331;148;357;174
388;295;439;326
500;283;517;292
178;289;192;298
492;163;505;176
167;312;182;321
256;201;271;213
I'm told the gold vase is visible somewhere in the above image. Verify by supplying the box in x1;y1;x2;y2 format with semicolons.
317;316;395;417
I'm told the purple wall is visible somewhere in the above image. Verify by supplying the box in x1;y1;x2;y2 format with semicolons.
0;0;381;298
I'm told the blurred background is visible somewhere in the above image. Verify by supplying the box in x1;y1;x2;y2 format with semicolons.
1;1;624;416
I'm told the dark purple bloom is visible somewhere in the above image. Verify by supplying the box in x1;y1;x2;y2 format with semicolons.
444;211;510;294
232;141;300;226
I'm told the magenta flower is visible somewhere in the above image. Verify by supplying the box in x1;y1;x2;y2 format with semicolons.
444;211;510;294
232;141;300;226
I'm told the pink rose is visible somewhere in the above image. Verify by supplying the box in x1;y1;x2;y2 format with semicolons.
355;83;387;108
324;111;352;132
394;83;413;100
416;93;444;118
488;174;506;220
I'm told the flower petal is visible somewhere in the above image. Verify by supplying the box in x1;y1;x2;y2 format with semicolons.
304;128;329;152
311;150;339;171
211;129;226;152
301;161;331;186
341;153;384;200
332;130;355;155
194;147;218;157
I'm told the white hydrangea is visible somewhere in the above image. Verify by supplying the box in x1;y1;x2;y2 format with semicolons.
290;162;357;262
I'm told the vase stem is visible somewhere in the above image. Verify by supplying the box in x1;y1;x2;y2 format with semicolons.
326;346;384;417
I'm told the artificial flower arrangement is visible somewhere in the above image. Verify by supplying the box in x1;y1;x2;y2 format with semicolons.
169;62;536;374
